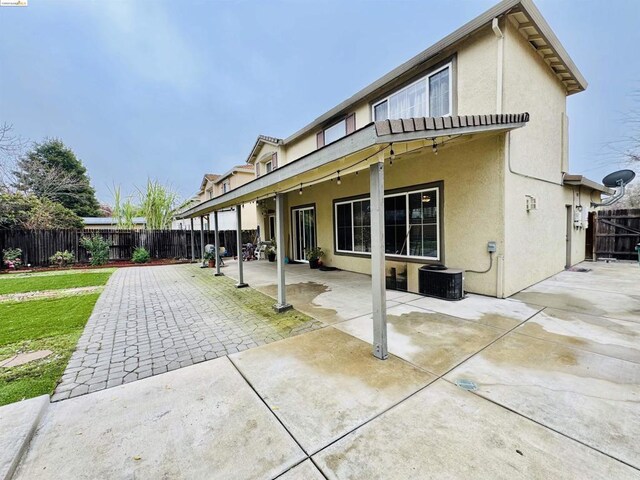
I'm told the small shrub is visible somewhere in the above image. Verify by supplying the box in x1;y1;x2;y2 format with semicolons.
49;250;75;268
80;235;111;266
131;246;150;264
2;248;23;270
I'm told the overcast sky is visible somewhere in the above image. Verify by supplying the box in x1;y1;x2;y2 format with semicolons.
1;0;638;204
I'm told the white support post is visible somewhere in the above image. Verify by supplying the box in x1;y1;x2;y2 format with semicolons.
273;193;291;312
214;211;223;276
200;216;205;266
190;217;195;263
235;206;248;288
370;159;388;360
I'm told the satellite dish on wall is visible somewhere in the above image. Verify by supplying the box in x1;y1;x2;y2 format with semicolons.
591;169;636;207
602;169;635;188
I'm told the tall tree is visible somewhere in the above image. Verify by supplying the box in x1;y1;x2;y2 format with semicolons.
13;139;100;216
0;193;84;230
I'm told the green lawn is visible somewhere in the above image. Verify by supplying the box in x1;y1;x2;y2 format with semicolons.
0;294;101;406
0;270;112;295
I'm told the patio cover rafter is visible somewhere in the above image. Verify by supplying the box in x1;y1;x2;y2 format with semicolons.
178;113;530;218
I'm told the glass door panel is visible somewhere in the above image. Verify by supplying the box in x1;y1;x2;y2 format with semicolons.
292;206;316;262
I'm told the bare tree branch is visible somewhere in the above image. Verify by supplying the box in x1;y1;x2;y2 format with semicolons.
13;158;87;202
0;122;28;191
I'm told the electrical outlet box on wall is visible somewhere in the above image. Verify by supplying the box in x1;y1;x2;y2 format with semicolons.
525;195;537;212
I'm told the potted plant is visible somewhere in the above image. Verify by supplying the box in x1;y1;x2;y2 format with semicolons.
203;249;216;268
266;239;277;262
305;246;324;269
49;250;75;268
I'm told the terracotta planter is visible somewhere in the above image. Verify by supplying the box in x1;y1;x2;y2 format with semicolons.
208;259;215;268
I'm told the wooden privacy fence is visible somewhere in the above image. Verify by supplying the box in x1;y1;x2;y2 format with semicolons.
594;208;640;260
0;229;257;267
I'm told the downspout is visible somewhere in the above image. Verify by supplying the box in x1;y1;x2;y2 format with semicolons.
492;18;504;114
494;17;506;298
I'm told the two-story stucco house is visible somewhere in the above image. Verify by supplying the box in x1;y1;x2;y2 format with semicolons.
175;165;258;231
180;0;610;357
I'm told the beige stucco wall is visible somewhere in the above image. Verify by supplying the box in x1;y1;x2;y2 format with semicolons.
500;20;580;296
456;25;498;114
266;134;505;296
250;18;590;298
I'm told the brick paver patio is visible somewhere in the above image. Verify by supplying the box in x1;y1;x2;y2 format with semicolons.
52;264;322;401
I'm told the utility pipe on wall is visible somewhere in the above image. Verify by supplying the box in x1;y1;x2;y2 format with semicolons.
492;17;504;115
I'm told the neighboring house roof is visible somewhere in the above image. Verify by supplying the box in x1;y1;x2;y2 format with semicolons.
246;135;284;165
179;113;530;218
563;174;613;194
200;174;220;193
278;0;586;148
82;217;146;225
215;165;255;183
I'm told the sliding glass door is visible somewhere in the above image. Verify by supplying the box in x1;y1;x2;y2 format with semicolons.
292;206;316;262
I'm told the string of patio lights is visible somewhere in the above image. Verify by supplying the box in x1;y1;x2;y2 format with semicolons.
252;134;461;206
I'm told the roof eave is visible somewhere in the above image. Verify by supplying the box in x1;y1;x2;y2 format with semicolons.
282;0;585;145
563;174;613;194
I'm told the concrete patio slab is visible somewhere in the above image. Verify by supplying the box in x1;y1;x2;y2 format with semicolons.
14;357;305;480
277;460;325;480
334;303;504;375
0;395;49;480
539;262;639;296
512;283;640;323
406;292;542;330
516;307;640;364
226;260;411;323
313;380;640;480
445;333;640;469
231;327;435;453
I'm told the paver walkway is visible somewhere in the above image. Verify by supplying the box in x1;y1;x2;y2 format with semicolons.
52;265;322;401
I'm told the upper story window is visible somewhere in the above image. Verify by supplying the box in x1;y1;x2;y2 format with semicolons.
256;152;278;177
222;182;229;194
373;63;451;121
316;113;356;149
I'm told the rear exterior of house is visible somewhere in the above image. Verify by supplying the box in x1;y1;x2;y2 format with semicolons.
174;166;259;231
181;0;608;299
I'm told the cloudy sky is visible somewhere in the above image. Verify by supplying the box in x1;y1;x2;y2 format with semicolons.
1;0;638;204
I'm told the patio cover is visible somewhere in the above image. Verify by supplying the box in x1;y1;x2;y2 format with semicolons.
179;113;530;219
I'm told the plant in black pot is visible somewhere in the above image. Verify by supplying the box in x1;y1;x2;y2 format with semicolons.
266;239;277;262
305;247;324;269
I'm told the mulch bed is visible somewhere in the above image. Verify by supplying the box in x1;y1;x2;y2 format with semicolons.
0;259;191;275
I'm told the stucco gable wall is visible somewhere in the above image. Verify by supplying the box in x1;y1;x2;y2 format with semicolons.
456;25;498;114
279;26;501;167
501;19;574;296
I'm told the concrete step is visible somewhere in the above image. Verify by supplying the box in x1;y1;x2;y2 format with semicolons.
0;395;49;480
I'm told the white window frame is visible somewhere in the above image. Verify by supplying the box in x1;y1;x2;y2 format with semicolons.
334;187;440;261
323;118;347;145
371;63;452;121
265;160;272;173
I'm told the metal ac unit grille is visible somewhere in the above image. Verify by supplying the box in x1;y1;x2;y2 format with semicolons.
418;267;464;301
